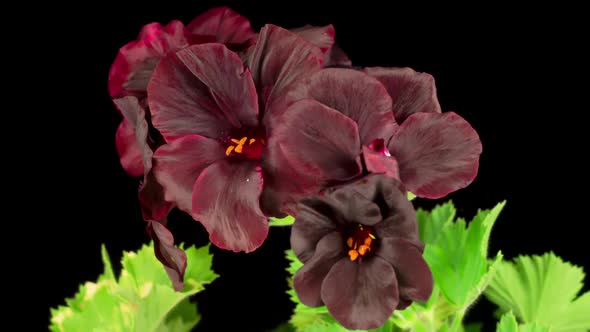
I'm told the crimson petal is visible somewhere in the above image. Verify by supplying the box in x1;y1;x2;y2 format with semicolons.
321;257;399;330
389;112;482;198
147;220;187;291
148;43;258;141
291;68;396;145
377;237;433;302
293;232;344;306
364;67;441;124
187;7;255;44
192;159;268;252
115;118;144;177
153;135;226;214
362;144;400;180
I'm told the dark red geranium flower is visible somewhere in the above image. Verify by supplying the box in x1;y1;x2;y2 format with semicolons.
285;67;482;201
291;174;433;330
148;25;352;252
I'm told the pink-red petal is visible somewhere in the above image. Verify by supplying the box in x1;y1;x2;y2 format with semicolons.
115;118;144;177
187;7;255;44
147;220;187;291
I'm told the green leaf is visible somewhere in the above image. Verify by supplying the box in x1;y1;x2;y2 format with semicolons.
424;201;506;307
49;242;217;332
270;215;296;227
416;201;456;246
392;285;460;331
496;312;550;332
485;252;590;331
407;192;417;201
268;323;296;332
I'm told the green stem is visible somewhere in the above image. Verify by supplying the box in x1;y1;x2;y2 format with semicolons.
448;310;464;332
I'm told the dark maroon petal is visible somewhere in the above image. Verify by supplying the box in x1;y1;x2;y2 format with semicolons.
113;97;152;168
371;178;419;242
321;257;399;330
261;99;362;215
192;160;268;252
293;232;344;306
147;220;187;291
377;237;433;302
139;170;174;222
291;200;340;263
389;112;482;198
362;144;400;180
187;7;255;44
291;24;335;55
364;67;441;124
153;135;226;214
148;44;258;141
291;68;396;145
115;118;144;177
244;24;324;125
324;42;352;67
109;20;189;98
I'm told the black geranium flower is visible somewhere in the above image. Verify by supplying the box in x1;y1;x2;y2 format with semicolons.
291;174;433;330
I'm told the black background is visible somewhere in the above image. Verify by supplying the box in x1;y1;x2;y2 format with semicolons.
17;1;587;331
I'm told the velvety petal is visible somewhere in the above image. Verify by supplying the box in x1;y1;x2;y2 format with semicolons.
321;257;399;330
291;199;340;263
192;160;268;252
113;97;152;169
389;112;482;198
153;135;226;214
293;232;344;306
187;7;255;44
324;42;352;67
109;20;189;98
245;24;324;125
362;144;400;180
115;118;144;177
364;67;441;124
260;99;362;215
148;44;258;141
371;177;419;242
147;220;187;291
139;170;174;221
291;24;335;55
291;68;396;145
377;237;433;302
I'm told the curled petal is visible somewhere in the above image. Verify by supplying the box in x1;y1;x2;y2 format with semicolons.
389;112;482;198
187;7;255;44
293;232;344;306
321;257;399;330
364;67;441;124
148;43;258;141
115;118;144;177
362;144;400;180
192;160;268;252
147;220;187;291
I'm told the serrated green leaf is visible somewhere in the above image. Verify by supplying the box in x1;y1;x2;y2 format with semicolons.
485;252;590;331
99;245;116;282
496;312;550;332
424;201;506;307
270;215;296;227
50;242;216;332
416;201;456;246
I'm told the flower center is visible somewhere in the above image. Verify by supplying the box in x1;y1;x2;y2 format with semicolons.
346;224;376;262
224;128;266;159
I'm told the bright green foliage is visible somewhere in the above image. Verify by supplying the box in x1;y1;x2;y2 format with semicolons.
485;253;590;332
270;215;296;227
49;243;217;332
496;312;550;332
416;201;456;246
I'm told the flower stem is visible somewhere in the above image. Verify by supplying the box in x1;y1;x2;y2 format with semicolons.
449;310;465;332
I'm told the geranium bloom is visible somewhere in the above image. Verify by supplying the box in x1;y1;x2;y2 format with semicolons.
291;174;433;330
148;25;352;252
282;67;482;203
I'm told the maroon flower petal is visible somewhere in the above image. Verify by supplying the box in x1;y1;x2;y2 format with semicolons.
108;20;189;98
139;170;174;221
321;257;399;330
153;135;226;214
291;68;396;145
362;144;400;180
261;99;362;215
187;7;255;44
147;220;187;291
324;42;352;67
372;178;419;242
377;237;433;302
389;112;482;198
244;24;324;125
192;159;268;252
115;118;144;177
291;200;340;263
364;67;441;124
291;24;335;55
113;97;152;169
293;232;344;306
148;43;258;141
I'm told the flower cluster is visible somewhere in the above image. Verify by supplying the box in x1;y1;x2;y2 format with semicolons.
108;6;481;329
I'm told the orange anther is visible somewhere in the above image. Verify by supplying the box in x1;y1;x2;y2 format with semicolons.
348;249;359;261
225;145;235;156
346;237;354;248
358;244;371;256
364;237;372;246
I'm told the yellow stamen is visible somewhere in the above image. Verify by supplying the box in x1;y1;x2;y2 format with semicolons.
358;244;371;256
225;145;235;156
348;249;359;261
359;224;363;230
249;138;256;145
346;237;354;248
369;234;376;239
